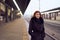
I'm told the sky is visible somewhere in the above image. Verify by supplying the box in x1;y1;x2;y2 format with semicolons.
24;0;60;20
40;0;60;11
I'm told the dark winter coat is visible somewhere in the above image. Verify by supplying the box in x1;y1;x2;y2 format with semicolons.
28;17;45;40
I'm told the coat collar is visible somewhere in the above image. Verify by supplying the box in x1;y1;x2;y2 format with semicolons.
31;17;44;24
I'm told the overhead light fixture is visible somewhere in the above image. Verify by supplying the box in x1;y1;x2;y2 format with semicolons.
13;0;23;15
13;0;20;11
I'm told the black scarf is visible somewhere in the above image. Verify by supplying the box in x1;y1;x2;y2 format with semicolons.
31;17;44;24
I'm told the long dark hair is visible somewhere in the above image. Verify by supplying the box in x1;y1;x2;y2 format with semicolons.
32;11;42;18
31;11;44;24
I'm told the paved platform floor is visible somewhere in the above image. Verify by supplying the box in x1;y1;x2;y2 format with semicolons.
0;17;28;40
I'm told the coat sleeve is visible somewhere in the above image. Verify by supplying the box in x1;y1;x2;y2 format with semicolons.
28;20;33;36
41;23;46;38
40;19;45;38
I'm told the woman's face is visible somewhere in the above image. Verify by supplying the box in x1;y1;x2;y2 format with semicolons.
35;13;40;19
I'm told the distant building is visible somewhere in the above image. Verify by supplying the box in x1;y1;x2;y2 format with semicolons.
41;7;60;21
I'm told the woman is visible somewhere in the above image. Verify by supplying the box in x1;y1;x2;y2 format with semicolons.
28;11;45;40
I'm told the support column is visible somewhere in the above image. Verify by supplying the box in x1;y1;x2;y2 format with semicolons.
56;12;58;16
54;12;57;20
49;13;51;20
5;6;8;22
46;14;48;19
52;13;53;17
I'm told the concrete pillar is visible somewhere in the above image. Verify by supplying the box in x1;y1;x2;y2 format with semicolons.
5;6;8;22
54;12;57;20
49;13;51;20
52;13;53;17
46;14;48;19
56;12;58;16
